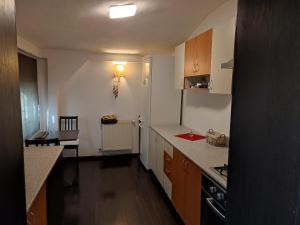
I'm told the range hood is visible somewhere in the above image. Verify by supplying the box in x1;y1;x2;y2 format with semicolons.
221;59;234;69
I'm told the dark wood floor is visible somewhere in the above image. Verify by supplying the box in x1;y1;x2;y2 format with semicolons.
63;156;182;225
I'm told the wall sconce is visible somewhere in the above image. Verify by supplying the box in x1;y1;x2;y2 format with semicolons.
112;61;127;99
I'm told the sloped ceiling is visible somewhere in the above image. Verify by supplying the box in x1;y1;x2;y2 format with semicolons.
16;0;227;55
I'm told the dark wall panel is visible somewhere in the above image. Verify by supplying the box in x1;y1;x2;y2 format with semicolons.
0;0;27;224
226;0;300;225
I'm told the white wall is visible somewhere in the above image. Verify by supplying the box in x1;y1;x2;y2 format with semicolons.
43;49;143;156
182;0;237;136
17;36;43;58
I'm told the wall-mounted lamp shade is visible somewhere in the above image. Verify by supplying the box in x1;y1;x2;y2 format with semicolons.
109;4;137;19
113;61;127;77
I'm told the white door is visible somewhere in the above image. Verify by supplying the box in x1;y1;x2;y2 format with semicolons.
139;57;152;168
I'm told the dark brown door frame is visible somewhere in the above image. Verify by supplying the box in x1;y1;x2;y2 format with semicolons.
0;0;27;224
227;0;300;225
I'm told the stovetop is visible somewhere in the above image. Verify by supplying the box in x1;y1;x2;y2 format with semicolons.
212;164;228;180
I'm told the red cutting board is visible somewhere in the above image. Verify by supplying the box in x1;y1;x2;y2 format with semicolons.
175;133;206;141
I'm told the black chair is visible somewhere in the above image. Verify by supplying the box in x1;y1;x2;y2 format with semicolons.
59;116;78;131
25;138;60;147
59;116;80;187
59;116;79;158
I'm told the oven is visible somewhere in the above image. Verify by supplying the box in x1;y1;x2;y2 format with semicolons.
201;173;226;225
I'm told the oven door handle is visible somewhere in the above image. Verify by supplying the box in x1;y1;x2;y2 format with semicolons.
206;198;226;221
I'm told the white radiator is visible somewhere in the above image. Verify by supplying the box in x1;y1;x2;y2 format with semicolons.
101;120;133;151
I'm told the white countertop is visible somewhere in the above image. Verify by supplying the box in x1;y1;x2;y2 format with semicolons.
151;125;228;188
24;146;64;211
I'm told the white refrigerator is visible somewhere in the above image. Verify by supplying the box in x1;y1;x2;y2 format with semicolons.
139;55;181;168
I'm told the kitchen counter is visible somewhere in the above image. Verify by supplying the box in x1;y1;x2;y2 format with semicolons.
151;125;228;188
24;146;64;211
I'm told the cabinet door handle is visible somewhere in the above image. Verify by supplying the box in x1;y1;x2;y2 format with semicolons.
195;63;200;72
185;161;189;169
192;64;196;72
208;80;213;91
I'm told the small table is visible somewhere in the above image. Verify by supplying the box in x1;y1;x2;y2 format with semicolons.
29;130;80;187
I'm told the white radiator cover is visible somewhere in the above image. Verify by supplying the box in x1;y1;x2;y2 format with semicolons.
101;120;133;151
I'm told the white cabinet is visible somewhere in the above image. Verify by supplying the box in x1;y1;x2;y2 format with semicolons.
156;135;164;185
149;129;157;171
149;130;164;186
163;143;173;199
210;17;236;94
149;129;173;199
174;43;185;89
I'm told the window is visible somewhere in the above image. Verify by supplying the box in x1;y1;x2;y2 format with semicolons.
18;53;40;139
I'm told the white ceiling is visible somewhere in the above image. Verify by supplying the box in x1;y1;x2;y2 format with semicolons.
16;0;226;55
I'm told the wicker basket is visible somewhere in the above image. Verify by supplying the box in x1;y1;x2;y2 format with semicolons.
206;129;227;147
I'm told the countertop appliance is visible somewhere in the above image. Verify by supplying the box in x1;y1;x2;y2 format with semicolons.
201;173;226;225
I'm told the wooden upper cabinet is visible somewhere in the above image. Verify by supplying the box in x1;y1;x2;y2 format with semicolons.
184;37;197;77
184;29;213;77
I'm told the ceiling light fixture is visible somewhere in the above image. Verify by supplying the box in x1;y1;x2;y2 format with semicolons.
109;4;137;19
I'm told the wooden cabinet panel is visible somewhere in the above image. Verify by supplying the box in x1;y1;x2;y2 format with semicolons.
184;159;202;225
164;151;173;181
172;149;202;225
185;29;213;77
184;38;197;77
172;149;186;220
195;29;213;76
27;184;47;225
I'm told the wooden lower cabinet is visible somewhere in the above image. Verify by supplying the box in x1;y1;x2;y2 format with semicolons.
27;184;47;225
184;158;202;225
172;149;202;225
172;150;186;220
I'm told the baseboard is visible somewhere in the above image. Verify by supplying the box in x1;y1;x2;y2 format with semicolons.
63;153;140;161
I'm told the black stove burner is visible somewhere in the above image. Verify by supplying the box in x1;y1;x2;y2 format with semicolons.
214;164;228;177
